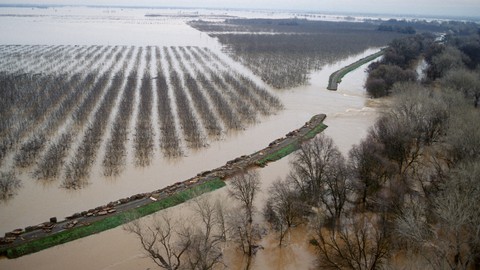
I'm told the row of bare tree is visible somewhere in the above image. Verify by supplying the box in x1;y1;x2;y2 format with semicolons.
196;22;403;89
134;47;155;167
0;45;284;196
155;47;182;158
103;47;138;177
173;47;222;140
63;70;126;189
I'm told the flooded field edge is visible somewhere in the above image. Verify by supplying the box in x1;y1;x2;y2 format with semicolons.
0;115;327;259
1;179;226;259
0;8;387;270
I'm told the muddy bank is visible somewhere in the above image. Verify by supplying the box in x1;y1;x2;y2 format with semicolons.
0;114;327;259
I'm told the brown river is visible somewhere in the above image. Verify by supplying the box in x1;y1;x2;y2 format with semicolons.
0;7;382;269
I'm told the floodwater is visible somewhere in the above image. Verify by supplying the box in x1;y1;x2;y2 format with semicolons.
0;7;380;269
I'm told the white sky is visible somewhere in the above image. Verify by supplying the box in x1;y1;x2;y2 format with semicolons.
0;0;479;18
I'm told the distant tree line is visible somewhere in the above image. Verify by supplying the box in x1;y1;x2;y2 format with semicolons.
366;23;480;103
365;33;435;97
374;18;478;34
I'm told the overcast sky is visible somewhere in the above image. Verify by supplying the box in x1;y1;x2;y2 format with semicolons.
1;0;479;18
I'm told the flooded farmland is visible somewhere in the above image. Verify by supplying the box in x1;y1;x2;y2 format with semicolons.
1;6;382;269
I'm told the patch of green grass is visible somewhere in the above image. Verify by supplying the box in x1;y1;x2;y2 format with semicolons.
256;122;328;167
1;178;226;259
328;50;384;90
255;142;298;167
336;51;383;80
304;123;328;140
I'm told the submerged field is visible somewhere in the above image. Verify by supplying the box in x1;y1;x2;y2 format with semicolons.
190;19;404;88
0;7;387;248
0;45;281;191
0;8;389;234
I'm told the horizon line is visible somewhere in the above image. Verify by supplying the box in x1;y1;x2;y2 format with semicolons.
0;3;479;21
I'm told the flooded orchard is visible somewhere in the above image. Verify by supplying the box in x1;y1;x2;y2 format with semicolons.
0;7;382;270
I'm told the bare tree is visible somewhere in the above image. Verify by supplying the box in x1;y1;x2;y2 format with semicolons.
288;134;342;205
427;46;466;80
190;20;403;89
186;196;228;270
445;107;480;163
395;162;480;270
263;177;306;246
289;134;351;226
228;170;261;261
441;68;480;108
227;206;262;268
435;162;480;269
319;154;352;227
349;135;396;209
228;170;261;224
311;213;391;270
366;83;452;205
124;213;192;270
125;195;232;270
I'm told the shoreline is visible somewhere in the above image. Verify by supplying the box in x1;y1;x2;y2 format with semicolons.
0;114;327;259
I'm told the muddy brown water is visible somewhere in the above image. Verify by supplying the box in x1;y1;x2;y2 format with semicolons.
0;56;379;270
0;7;381;269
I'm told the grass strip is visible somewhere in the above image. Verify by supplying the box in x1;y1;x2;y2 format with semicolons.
255;122;328;167
304;123;328;140
327;50;384;90
255;142;298;167
2;178;225;259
